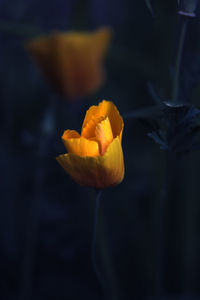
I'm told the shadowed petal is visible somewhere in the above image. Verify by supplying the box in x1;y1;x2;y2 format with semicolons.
56;137;124;189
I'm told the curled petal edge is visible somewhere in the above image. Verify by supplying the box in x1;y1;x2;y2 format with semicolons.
82;100;124;141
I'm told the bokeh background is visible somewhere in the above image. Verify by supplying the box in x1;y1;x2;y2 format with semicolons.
1;0;200;299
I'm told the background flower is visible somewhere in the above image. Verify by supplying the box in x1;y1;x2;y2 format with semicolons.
26;27;112;99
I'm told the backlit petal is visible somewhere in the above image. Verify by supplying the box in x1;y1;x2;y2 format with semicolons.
81;115;105;139
95;117;113;155
82;100;123;141
56;137;124;189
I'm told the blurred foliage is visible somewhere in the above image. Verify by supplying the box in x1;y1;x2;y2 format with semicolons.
147;103;200;154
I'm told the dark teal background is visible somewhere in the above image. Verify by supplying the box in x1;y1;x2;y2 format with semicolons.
1;0;200;299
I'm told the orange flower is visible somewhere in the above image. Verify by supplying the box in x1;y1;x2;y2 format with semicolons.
56;100;124;189
26;27;112;99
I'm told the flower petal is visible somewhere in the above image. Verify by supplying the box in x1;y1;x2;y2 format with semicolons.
56;137;124;189
26;34;64;94
62;130;80;140
95;117;113;155
26;28;111;99
52;31;105;99
82;100;124;141
62;130;99;156
81;115;105;139
93;27;113;59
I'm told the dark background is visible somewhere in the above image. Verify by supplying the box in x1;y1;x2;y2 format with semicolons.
1;0;200;299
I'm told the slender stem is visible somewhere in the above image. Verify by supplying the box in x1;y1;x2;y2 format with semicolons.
172;17;188;103
156;154;170;298
19;136;46;300
91;191;119;300
92;190;103;291
71;0;90;30
156;152;172;299
19;172;41;300
19;98;57;300
156;153;180;298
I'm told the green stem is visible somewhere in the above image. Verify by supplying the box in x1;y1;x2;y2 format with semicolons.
92;190;103;292
19;170;41;300
156;153;170;298
71;0;90;30
19;139;44;300
156;153;182;298
19;98;57;300
172;17;188;103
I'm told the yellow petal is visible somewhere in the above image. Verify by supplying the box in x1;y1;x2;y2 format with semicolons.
93;27;113;59
62;130;99;157
26;33;66;96
51;30;105;99
62;130;80;140
95;117;113;155
64;27;112;59
81;115;105;139
56;137;124;189
82;100;124;141
26;28;112;99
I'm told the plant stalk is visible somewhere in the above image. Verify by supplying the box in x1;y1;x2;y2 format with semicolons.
92;190;103;293
172;17;188;103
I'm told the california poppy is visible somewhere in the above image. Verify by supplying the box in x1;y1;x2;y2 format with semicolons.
57;100;124;189
26;28;112;100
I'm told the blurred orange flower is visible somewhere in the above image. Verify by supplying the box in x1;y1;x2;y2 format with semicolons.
57;100;124;189
26;27;112;99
